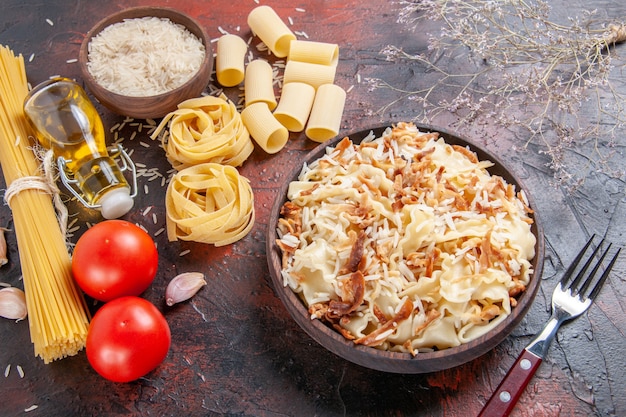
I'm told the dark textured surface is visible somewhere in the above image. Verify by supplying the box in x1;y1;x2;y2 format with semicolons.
0;1;625;416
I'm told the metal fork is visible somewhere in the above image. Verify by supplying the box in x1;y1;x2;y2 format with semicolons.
479;235;621;417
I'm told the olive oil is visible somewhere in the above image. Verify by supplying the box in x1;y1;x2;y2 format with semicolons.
24;77;135;219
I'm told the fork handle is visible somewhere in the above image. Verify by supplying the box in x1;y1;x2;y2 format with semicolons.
478;349;542;417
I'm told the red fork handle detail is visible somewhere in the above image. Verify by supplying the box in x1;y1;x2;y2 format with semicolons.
478;349;543;417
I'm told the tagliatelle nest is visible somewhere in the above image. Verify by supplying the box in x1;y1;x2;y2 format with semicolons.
165;163;255;246
152;95;254;170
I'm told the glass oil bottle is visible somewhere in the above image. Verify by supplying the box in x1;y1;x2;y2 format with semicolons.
23;77;137;219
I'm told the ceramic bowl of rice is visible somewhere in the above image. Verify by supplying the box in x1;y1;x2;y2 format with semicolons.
267;122;544;373
79;6;212;119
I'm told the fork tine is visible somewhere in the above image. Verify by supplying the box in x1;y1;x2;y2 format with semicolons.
576;242;611;296
567;238;605;294
587;247;621;301
560;234;596;289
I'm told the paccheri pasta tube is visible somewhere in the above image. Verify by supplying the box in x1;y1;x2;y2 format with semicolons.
288;40;339;66
151;95;254;170
165;163;254;246
273;82;315;132
247;5;296;58
244;59;277;110
241;102;289;154
216;34;248;87
305;83;346;142
283;60;336;90
276;123;536;354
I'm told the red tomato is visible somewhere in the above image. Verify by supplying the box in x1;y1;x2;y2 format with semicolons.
86;296;171;382
72;220;158;302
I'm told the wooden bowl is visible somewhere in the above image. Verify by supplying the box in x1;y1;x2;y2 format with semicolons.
79;6;213;119
266;124;544;373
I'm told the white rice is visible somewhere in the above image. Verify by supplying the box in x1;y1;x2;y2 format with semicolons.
87;17;206;97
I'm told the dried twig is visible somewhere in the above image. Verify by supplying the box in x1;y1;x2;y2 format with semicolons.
369;0;626;188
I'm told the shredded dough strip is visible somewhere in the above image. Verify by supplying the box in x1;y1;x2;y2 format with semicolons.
277;123;536;354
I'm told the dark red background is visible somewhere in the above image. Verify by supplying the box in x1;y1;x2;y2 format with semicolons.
1;1;625;416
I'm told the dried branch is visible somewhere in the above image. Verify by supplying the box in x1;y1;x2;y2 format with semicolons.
370;0;626;188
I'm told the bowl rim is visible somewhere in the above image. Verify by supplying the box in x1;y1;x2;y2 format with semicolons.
266;123;545;374
78;6;213;112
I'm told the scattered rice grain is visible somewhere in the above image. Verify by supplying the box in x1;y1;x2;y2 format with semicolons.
155;227;165;236
139;141;150;148
66;58;77;64
179;249;191;257
295;8;306;12
46;18;54;26
28;53;34;62
25;405;38;412
4;364;10;377
16;365;24;378
67;217;80;233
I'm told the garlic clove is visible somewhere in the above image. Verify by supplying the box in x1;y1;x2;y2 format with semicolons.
165;272;207;306
0;227;9;267
0;287;28;321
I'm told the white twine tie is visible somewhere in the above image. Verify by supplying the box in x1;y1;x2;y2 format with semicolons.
3;146;69;239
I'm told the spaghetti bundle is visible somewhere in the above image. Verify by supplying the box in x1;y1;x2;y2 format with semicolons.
0;45;90;363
